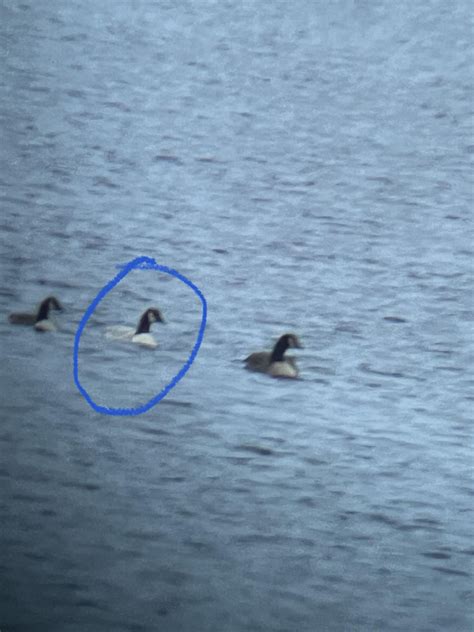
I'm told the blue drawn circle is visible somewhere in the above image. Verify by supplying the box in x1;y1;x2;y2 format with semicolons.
73;256;207;416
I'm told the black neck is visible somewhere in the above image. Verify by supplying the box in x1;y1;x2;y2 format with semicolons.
36;299;50;322
136;312;151;334
270;336;290;363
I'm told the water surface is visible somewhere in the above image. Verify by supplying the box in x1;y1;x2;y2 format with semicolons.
0;1;473;631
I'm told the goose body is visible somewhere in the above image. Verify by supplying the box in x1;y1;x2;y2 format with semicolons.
35;319;58;332
8;312;36;326
105;308;164;348
8;296;63;331
131;332;158;349
245;333;302;379
267;360;299;379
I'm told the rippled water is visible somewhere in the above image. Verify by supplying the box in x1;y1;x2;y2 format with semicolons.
1;1;473;631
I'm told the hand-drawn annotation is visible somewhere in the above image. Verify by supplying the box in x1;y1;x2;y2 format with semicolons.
73;256;207;416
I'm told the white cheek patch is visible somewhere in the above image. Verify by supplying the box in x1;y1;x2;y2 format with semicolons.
148;311;156;323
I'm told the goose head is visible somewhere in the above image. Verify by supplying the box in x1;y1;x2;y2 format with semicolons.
282;333;302;350
270;333;303;363
36;296;63;322
135;308;165;334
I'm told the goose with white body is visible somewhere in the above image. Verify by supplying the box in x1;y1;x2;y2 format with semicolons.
105;307;165;349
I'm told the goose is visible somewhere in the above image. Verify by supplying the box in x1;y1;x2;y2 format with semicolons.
244;333;303;379
8;296;63;331
105;308;164;349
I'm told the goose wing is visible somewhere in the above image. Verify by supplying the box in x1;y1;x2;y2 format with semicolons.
244;351;271;372
8;312;36;325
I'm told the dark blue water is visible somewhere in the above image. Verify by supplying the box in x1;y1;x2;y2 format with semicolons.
1;1;473;630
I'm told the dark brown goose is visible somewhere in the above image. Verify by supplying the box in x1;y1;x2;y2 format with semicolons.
244;333;303;379
8;296;63;331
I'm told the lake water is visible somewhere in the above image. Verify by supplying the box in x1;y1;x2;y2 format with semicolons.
1;1;473;631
